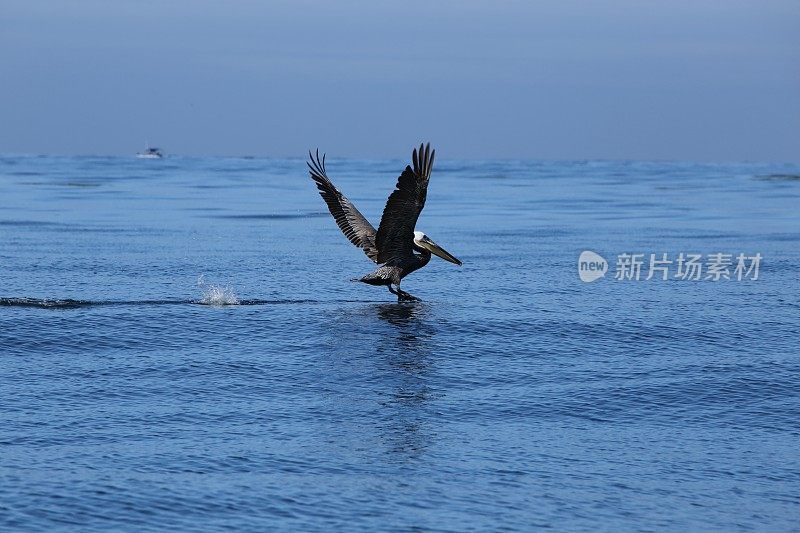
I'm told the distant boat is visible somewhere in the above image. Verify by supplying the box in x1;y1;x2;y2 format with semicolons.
136;144;164;159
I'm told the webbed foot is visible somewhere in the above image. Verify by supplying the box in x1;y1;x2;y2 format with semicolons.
397;289;420;302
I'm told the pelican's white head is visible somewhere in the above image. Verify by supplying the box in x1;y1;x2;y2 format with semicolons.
413;231;462;266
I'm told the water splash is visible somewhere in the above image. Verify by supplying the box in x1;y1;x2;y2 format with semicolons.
196;275;239;306
199;285;240;306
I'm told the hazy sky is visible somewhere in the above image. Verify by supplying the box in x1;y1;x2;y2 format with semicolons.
1;0;797;161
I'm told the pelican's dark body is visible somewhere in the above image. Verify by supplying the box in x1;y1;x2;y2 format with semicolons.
358;247;431;286
307;143;461;301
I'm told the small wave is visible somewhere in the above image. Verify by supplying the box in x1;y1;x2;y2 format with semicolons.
755;173;800;181
1;296;324;309
207;212;328;220
0;297;91;309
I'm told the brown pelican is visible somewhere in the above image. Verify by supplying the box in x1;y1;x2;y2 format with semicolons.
308;143;462;302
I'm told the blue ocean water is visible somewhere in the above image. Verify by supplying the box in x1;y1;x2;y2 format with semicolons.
1;155;799;531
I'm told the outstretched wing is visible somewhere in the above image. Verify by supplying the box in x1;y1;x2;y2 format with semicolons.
375;143;435;265
307;150;379;263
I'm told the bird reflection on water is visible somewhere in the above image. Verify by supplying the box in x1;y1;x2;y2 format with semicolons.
368;302;439;458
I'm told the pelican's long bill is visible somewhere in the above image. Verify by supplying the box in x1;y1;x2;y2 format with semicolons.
418;236;462;266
